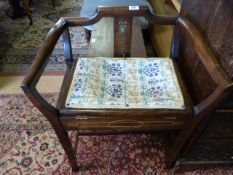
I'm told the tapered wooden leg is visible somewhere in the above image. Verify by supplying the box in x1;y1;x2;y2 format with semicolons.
22;0;33;25
37;115;79;171
167;111;210;168
50;119;79;172
21;90;79;172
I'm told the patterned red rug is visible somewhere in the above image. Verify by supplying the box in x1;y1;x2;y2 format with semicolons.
0;93;233;174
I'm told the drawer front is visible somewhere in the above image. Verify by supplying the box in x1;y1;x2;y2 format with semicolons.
61;117;185;132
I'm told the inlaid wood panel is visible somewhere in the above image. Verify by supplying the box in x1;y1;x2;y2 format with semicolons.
88;17;146;58
180;0;233;79
177;27;217;105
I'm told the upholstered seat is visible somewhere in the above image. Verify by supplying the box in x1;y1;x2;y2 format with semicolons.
21;5;233;172
65;57;184;109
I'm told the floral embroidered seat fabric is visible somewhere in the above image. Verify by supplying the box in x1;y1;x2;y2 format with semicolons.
65;57;185;109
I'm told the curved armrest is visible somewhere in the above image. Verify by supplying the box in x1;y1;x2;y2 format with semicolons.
21;18;89;117
97;6;178;25
177;18;233;114
21;6;178;117
21;18;67;116
22;6;176;87
67;6;178;26
177;18;231;86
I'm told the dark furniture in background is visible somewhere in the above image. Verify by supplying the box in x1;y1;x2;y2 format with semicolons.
173;0;233;171
21;0;233;172
6;0;56;25
6;0;32;25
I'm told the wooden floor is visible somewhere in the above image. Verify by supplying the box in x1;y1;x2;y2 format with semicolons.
0;75;63;94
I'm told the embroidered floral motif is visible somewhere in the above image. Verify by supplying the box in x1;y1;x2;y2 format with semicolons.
79;60;86;70
148;79;160;85
143;62;159;77
148;86;163;98
74;78;82;91
107;63;122;76
66;57;184;109
107;84;123;98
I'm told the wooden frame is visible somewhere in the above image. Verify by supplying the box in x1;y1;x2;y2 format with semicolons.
21;6;233;172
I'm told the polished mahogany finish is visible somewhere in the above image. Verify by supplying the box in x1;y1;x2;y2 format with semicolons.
169;0;233;171
21;4;233;172
114;17;132;57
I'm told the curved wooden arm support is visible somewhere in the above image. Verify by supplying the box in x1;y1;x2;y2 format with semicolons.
21;18;70;117
22;6;177;87
177;18;233;115
67;6;177;26
193;83;233;115
21;86;58;116
20;5;232;171
20;17;93;115
167;19;233;167
22;18;67;88
21;18;68;117
21;7;232;119
177;18;231;86
21;6;178;116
